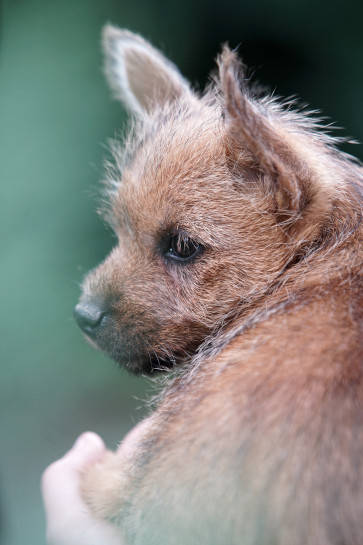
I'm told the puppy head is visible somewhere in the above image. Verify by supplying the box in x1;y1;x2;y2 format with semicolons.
74;27;335;373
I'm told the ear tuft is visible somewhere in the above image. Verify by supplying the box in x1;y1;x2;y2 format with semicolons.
218;45;249;115
102;25;192;116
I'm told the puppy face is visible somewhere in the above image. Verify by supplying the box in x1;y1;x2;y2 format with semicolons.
75;29;327;373
77;109;287;372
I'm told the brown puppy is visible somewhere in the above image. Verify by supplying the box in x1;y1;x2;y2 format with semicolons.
74;26;363;545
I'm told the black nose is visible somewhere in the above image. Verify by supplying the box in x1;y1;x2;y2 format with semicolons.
73;302;106;336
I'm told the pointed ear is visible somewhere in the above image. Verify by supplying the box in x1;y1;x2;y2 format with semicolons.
219;46;312;215
102;25;193;116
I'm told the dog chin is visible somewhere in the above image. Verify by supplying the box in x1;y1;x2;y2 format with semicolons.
84;334;171;375
116;352;177;375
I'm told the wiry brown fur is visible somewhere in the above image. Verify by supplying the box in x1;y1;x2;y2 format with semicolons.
76;27;363;545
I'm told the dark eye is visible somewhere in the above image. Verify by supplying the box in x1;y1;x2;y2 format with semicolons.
166;232;203;262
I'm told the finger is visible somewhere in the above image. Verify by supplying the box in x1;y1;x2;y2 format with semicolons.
42;432;105;523
64;432;106;468
42;432;125;545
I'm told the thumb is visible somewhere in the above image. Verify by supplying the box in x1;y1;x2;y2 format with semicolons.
42;432;126;545
64;432;106;469
41;432;106;523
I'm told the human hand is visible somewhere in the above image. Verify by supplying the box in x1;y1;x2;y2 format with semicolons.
41;432;125;545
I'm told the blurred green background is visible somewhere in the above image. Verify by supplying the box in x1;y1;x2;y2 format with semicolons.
1;0;362;543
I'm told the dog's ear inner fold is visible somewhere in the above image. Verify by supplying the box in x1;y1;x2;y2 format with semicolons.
102;25;193;116
218;46;315;217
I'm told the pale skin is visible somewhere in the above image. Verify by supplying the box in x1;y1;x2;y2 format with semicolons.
41;420;151;545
